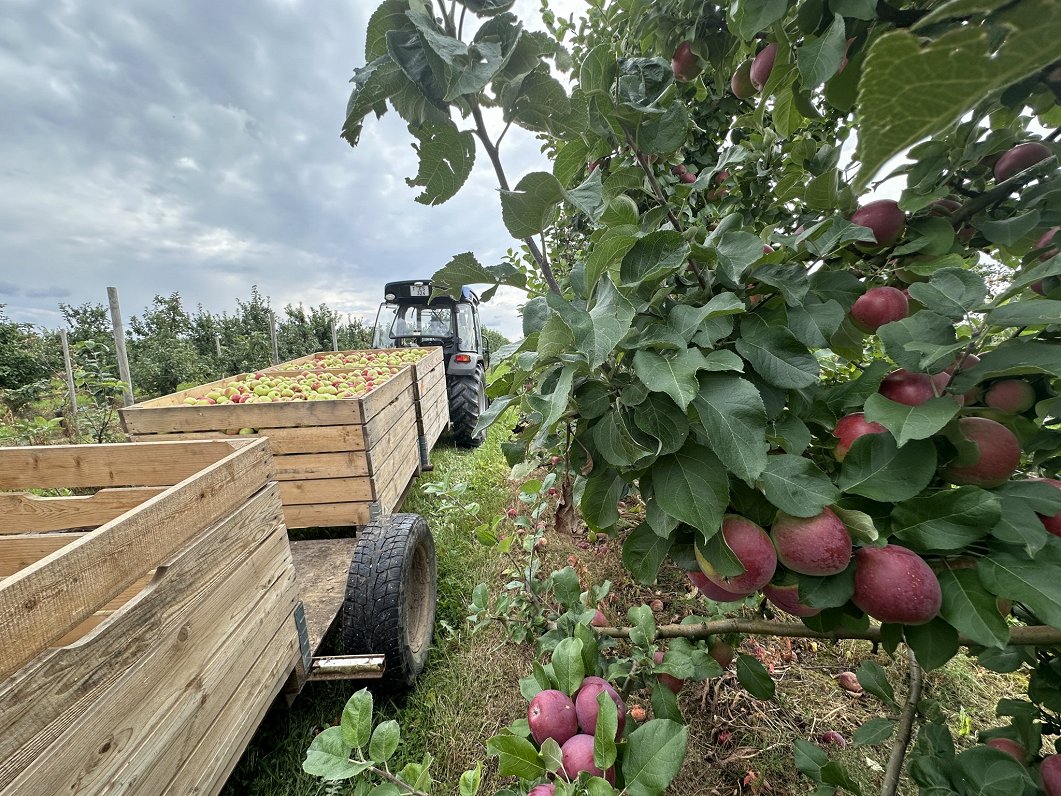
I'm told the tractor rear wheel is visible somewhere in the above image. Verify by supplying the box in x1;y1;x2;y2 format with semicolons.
448;371;486;448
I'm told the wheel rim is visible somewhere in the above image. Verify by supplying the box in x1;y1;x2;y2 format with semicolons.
406;542;433;655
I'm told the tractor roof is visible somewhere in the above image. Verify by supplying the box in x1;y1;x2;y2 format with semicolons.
383;280;479;305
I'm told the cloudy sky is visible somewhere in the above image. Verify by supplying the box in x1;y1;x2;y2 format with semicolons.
0;0;585;340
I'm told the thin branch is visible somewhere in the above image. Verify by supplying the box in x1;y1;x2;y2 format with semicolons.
494;119;514;151
881;648;923;796
457;2;467;40
951;156;1059;223
364;763;431;796
592;620;1061;647
435;0;455;35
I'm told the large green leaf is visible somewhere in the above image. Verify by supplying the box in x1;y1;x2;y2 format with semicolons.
622;522;674;585
668;293;745;341
366;0;413;61
854;5;1061;189
690;375;768;483
653;442;730;540
369;720;401;763
486;736;545;780
581;469;624;531
728;0;788;41
907;268;988;321
949;341;1061;390
633;393;690;455
797;14;847;89
551;637;586;695
343;56;404;147
937;567;1009;649
787;299;845;348
586;277;636;369
952;746;1034;796
760;454;841;517
838;434;937;502
580;43;616;96
584;227;638;292
594;409;653;467
621;720;689;796
711;230;767;285
303;727;369;781
891;487;1001;552
987;299;1061;328
500;171;565;238
735;654;776;699
405;120;476;205
633;347;710;410
735;316;819;389
386;29;447;111
877;310;957;372
457;0;517;16
862;394;960;447
620;230;690;287
341;688;374;749
905;618;960;670
978;545;1061;630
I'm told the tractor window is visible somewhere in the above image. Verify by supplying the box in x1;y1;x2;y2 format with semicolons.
372;303;453;347
456;304;477;352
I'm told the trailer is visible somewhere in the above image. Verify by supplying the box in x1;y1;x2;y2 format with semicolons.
0;439;436;796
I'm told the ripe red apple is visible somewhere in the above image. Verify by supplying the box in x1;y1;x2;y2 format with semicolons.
750;43;778;91
838;672;862;693
1042;754;1061;796
731;59;756;98
528;690;578;747
851;200;906;246
850;286;909;333
574;677;625;737
695;515;777;595
1034;226;1059;260
709;639;734;669
833;413;888;461
680;170;696;184
994;142;1052;182
688;570;753;601
983;379;1036;413
560;734;615;783
763;582;821;618
879;369;957;407
706;170;729;198
852;545;942;625
1035;478;1061;537
671;41;700;82
528;785;555;796
671;164;687;176
985;737;1026;761
926;198;962;218
590;609;608;627
653;651;684;694
941;417;1022;488
821;730;847;748
770;508;853;576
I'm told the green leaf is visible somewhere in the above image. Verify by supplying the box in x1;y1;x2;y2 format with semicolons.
553;138;590;187
830;0;876;19
854;8;1061;189
580;43;616;96
633;393;690;456
712;230;768;285
564;167;606;223
977;210;1042;247
736;316;820;389
797;14;847;89
949;341;1061;390
342;689;374;749
622;522;673;585
853;718;896;746
584;227;638;292
343;56;403;147
593;691;619;770
830;505;879;543
978;546;1061;630
863;394;961;447
366;1;411;61
457;0;517;16
905;618;960;670
838;435;937;502
788;299;845;348
690;375;769;483
638;103;692;156
735;654;776;699
387;29;447;111
891;487;1001;552
937;567;1009;649
552;637;586;695
877;310;957;372
628;604;657;647
552;566;581;609
797;564;856;609
907;269;988;321
303;727;369;781
761;454;841;518
500;171;565;238
369;720;401;763
459;764;483;796
487;735;545;780
621;719;689;796
594;409;653;467
540;737;563;773
653;443;730;540
586;277;636;369
668;293;745;341
432;251;495;298
952;745;1034;795
856;661;897;708
404;120;476;206
581;469;624;531
987;299;1061;328
998;254;1061;300
633;347;710;410
620;230;690;287
728;0;788;41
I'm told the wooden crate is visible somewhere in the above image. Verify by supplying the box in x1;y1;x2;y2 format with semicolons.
0;439;300;796
119;364;420;528
268;347;450;460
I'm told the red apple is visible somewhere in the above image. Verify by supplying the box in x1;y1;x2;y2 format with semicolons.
1034;226;1059;261
695;515;777;595
750;43;778;91
770;508;853;576
851;200;906;247
528;690;578;747
671;41;700;82
688;570;752;601
653;651;684;694
983;379;1036;413
763;582;821;618
833;413;887;461
560;734;615;784
709;639;734;669
926;198;962;218
985;737;1026;761
1042;753;1061;796
852;545;942;625
941;417;1022;488
850;286;909;333
879;369;955;406
994;142;1052;182
1034;478;1061;537
731;59;756;98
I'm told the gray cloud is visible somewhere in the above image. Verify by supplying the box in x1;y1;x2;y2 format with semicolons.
0;0;587;341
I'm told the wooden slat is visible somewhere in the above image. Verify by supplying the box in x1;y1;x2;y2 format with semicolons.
0;488;166;534
289;538;358;654
130;425;367;455
283;502;371;529
121;398;364;435
0;439;272;681
366;404;419;478
373;424;420;511
0;533;84;577
272;451;369;481
50;573;156;646
0;484;287;789
0;441;245;491
277;477;373;506
362;385;415;449
359;367;414;424
368;418;418;501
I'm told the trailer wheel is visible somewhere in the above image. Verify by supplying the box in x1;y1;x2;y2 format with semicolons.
448;371;486;448
342;513;437;697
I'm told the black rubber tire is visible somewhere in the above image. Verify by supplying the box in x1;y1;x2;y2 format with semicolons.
342;513;437;697
448;370;487;448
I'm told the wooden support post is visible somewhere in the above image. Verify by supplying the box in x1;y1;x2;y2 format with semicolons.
215;334;222;358
107;287;134;407
60;330;79;440
331;318;338;352
269;311;279;365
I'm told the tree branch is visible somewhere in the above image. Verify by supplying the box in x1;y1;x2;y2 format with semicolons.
365;763;431;796
951;156;1059;223
881;648;923;796
592;619;1061;647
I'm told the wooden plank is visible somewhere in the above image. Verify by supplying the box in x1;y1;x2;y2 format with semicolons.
373;424;420;511
367;418;418;501
361;385;415;449
271;451;370;481
121;398;365;435
129;425;367;455
0;487;166;534
0;439;272;681
277;476;373;506
49;573;156;646
0;533;84;577
0;441;243;490
3;528;297;795
283;502;371;529
365;404;419;477
359;367;414;424
0;484;287;789
289;538;358;654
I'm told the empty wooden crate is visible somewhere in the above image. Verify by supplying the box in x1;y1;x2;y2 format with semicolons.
0;439;300;796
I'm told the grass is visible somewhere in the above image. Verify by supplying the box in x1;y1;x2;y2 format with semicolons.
223;426;1031;796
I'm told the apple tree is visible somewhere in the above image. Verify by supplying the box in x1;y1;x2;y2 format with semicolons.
339;0;1061;793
